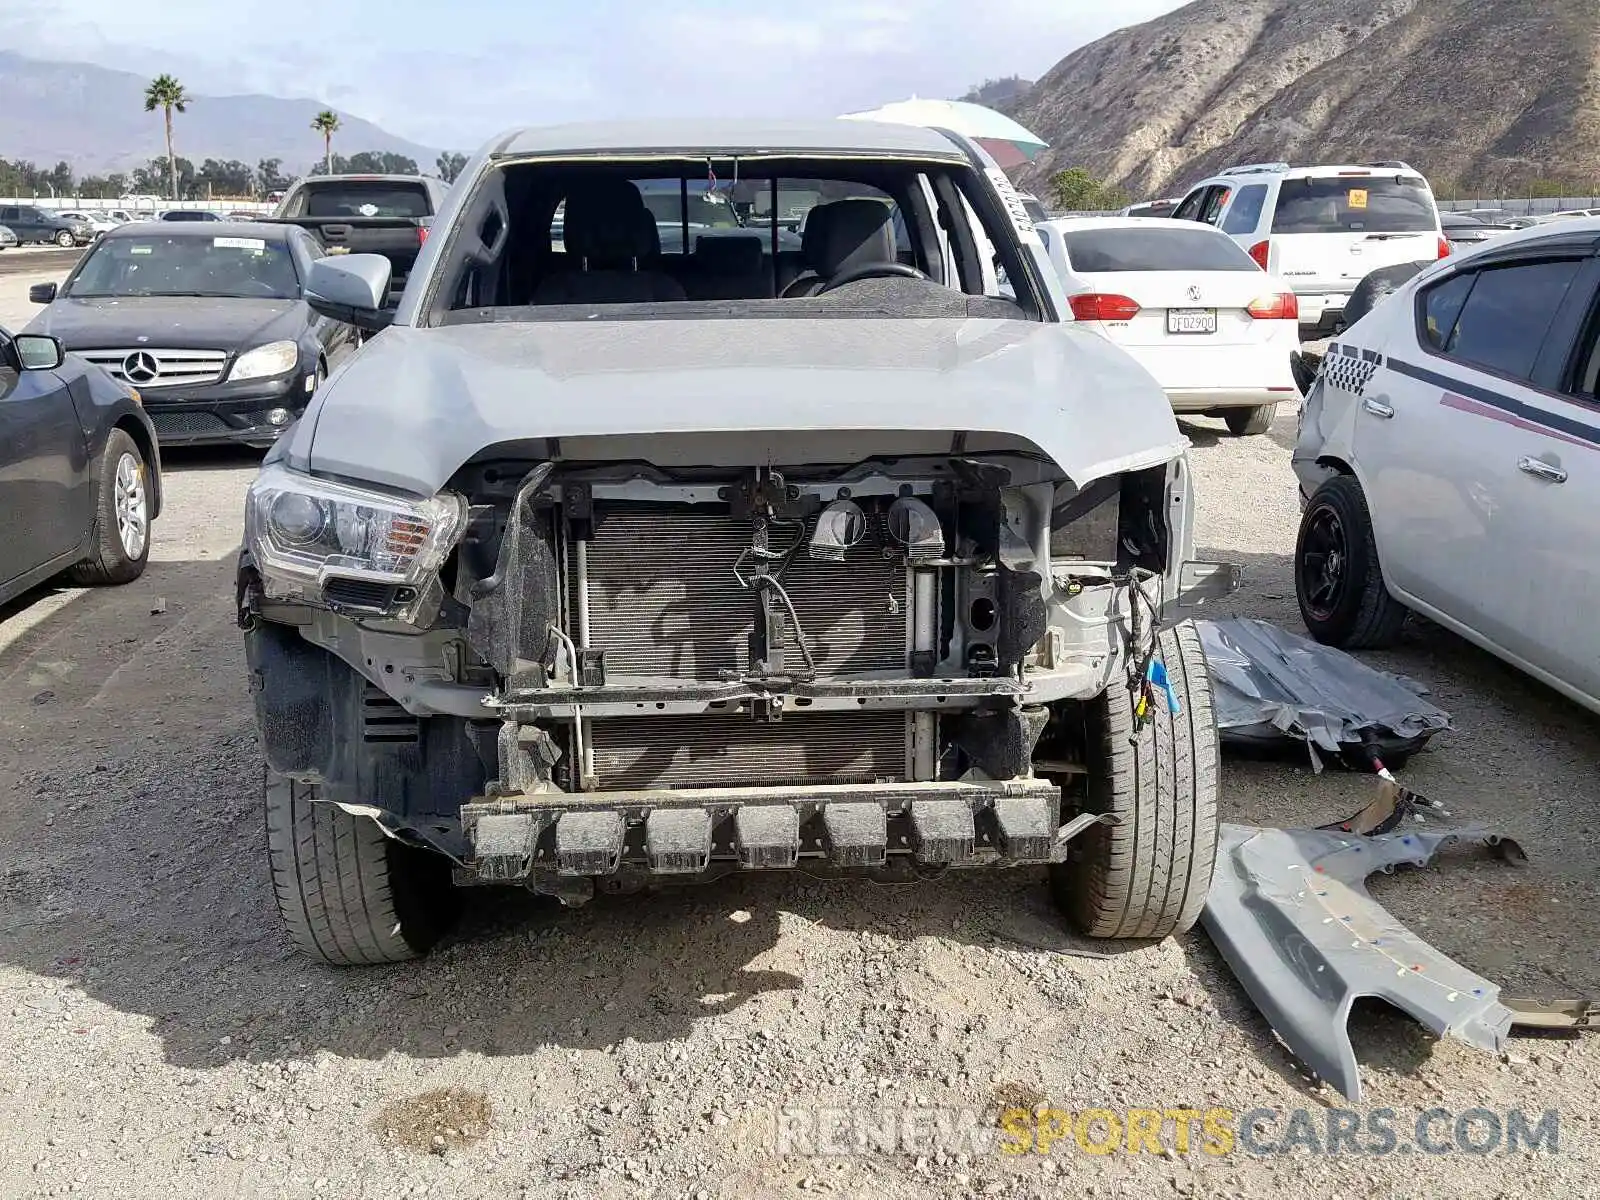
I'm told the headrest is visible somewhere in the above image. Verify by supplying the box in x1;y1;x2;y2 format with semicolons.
561;179;660;267
694;234;764;273
802;199;897;277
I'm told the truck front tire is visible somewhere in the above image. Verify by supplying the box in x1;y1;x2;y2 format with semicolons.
265;771;458;965
1051;621;1219;940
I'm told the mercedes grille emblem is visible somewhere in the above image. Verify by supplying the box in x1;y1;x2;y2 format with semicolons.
1186;285;1203;302
122;351;159;384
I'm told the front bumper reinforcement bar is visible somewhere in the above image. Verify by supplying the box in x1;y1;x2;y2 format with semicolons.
458;778;1103;889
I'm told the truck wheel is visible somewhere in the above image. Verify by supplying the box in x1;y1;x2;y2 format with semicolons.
1224;404;1275;436
1295;473;1408;648
65;429;150;585
1051;621;1219;940
264;771;458;965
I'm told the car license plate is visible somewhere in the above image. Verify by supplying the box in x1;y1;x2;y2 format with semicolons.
1167;308;1217;335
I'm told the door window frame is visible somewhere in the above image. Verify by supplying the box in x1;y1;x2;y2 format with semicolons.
1198;187;1232;226
1413;251;1600;404
1172;186;1213;223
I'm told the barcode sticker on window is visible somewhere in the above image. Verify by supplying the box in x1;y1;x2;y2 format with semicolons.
214;236;266;250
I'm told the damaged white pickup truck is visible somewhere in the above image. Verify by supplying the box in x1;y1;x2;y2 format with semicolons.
236;119;1236;964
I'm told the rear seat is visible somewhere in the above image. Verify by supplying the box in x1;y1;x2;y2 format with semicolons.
686;234;769;299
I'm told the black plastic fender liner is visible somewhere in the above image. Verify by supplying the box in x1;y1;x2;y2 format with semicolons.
245;619;342;778
245;621;486;856
1201;822;1523;1102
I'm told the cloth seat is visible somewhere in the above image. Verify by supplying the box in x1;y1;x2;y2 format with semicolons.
531;179;686;304
687;234;768;299
780;199;898;297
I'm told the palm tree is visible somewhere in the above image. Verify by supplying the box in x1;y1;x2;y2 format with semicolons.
143;75;189;201
312;110;341;175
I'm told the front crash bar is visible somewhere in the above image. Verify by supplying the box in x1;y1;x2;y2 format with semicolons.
456;778;1114;885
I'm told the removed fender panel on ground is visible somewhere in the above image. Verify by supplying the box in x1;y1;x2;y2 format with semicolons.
1196;617;1451;766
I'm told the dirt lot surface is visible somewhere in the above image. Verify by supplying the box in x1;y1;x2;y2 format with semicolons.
0;247;82;279
2;269;1596;1198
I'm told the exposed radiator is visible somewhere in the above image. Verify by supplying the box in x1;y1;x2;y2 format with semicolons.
588;710;911;790
572;503;908;681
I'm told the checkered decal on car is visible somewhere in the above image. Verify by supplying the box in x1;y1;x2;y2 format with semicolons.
1320;343;1383;397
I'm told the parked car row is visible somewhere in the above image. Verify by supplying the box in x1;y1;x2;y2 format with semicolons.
2;219;364;610
0;207;279;245
0;204;96;246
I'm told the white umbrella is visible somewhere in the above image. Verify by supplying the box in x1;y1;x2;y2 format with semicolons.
840;98;1047;168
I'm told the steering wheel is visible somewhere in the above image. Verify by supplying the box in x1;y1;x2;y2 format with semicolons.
816;262;929;294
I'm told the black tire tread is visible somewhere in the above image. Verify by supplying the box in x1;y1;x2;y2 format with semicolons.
264;772;435;966
1054;621;1219;939
65;428;148;586
1225;405;1276;436
1297;474;1408;649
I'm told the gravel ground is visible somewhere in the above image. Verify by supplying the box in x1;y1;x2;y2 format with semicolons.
1;271;1596;1199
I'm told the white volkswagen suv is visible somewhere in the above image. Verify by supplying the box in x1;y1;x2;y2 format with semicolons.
1172;161;1450;339
1291;217;1600;714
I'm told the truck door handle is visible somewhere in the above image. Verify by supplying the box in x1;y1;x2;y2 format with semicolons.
1518;456;1568;484
1362;398;1395;419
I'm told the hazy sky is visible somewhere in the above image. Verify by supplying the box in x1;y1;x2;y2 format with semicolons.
1;0;1188;149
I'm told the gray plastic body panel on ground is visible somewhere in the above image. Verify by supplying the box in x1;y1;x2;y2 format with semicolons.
1196;618;1452;756
1201;822;1516;1102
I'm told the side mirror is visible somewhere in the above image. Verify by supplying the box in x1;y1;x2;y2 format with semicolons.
12;333;66;371
29;282;58;304
305;254;394;332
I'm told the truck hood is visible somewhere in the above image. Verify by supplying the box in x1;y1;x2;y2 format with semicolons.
293;317;1186;496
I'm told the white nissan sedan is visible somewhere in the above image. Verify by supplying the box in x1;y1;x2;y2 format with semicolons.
1292;217;1600;713
1036;217;1302;435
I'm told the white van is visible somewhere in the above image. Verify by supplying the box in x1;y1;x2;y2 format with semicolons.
1171;161;1448;337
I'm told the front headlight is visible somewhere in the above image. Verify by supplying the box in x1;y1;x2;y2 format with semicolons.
244;462;466;605
230;340;299;382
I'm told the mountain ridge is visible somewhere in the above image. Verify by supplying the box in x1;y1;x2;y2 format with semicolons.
0;51;439;176
1008;0;1600;199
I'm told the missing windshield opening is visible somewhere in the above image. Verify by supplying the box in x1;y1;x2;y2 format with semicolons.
426;155;1039;321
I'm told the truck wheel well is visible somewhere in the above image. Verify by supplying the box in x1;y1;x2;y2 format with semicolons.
1315;454;1355;476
